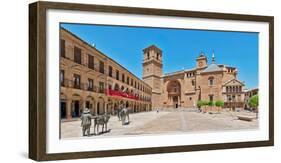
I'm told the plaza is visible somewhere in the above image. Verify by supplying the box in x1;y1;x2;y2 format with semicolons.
61;109;258;139
59;26;259;139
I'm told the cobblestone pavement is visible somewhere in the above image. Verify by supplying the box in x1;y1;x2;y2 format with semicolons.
61;110;258;139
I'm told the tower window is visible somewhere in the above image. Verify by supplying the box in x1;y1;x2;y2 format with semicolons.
191;80;195;86
208;76;214;86
147;52;150;59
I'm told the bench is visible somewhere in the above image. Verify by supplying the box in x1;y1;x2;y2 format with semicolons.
237;115;255;121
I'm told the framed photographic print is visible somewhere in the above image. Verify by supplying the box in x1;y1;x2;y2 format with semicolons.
29;1;274;161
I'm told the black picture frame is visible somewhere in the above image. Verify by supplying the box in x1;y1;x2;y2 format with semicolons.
29;1;274;161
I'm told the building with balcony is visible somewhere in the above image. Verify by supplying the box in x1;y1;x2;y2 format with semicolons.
60;28;152;120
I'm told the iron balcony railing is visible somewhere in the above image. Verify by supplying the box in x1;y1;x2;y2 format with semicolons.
61;79;103;94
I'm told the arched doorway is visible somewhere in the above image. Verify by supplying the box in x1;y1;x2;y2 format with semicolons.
114;83;120;91
167;80;181;108
125;101;129;108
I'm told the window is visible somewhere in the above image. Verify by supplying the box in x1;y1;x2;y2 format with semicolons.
88;55;94;70
134;81;137;88
108;66;113;77
157;53;159;60
99;61;104;74
99;82;104;93
122;74;125;82
60;70;65;86
147;52;150;59
232;95;236;102
74;46;82;64
60;39;65;57
116;70;119;80
88;78;93;91
227;95;231;102
127;77;130;85
73;74;81;89
208;76;214;85
191;80;195;86
131;79;133;86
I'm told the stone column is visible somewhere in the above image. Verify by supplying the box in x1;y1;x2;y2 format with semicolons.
178;96;180;108
104;103;107;114
95;102;98;115
71;101;75;117
66;99;72;120
82;100;86;110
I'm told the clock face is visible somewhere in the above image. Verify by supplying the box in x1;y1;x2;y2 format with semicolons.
199;61;203;67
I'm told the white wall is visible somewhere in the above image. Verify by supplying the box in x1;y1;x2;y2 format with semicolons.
0;0;280;162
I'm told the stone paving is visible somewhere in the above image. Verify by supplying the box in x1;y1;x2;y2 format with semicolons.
61;109;258;139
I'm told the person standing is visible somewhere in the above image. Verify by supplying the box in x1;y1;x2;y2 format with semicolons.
80;108;92;136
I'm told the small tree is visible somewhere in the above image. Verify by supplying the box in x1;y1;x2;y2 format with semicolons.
215;100;224;113
197;100;204;112
248;94;259;118
197;100;204;108
202;100;209;113
208;101;214;112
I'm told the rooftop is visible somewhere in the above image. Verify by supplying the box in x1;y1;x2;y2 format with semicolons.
201;63;223;73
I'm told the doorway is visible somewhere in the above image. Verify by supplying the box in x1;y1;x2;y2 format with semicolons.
173;96;179;108
60;101;66;119
72;100;80;117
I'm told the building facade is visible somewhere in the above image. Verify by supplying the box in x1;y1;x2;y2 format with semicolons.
244;88;259;109
142;45;247;110
60;28;152;120
60;27;254;119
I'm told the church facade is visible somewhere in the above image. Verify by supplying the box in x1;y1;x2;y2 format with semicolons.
142;45;246;109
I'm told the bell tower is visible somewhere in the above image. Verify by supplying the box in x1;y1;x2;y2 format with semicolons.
196;52;208;69
142;45;163;94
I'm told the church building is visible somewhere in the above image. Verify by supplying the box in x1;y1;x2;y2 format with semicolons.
142;45;246;109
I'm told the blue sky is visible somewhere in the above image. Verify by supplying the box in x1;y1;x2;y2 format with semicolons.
61;23;259;89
